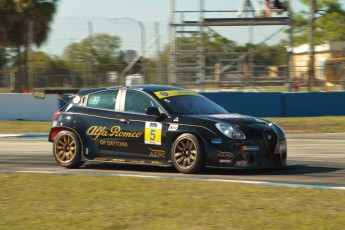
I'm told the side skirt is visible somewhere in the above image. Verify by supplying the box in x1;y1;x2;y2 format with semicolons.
82;155;172;167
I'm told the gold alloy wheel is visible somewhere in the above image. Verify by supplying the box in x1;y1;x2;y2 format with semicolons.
54;133;77;163
173;137;198;170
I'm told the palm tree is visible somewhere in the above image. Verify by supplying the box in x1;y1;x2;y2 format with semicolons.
0;0;58;92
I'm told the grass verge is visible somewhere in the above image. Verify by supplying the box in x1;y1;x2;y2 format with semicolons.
1;117;345;229
267;116;345;134
1;173;345;230
0;121;51;134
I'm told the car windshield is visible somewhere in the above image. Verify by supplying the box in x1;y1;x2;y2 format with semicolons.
162;95;229;115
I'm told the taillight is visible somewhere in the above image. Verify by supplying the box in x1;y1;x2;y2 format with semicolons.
53;111;59;120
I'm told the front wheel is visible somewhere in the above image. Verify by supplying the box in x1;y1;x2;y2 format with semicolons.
53;130;84;168
171;133;204;174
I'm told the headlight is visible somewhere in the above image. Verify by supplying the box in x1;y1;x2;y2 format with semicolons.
271;123;285;139
215;123;246;140
273;123;285;133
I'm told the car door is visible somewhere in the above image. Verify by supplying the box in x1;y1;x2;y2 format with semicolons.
74;89;121;159
116;89;169;163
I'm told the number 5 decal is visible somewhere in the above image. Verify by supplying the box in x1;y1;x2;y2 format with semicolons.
150;129;156;141
145;122;162;145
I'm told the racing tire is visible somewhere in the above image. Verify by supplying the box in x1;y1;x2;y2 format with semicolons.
53;130;84;168
171;133;204;174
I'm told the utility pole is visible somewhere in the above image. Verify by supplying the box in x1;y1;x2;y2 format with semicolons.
155;22;163;84
289;0;294;85
308;0;316;91
28;20;34;92
88;21;94;87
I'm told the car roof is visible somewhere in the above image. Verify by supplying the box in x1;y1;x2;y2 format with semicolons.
124;85;184;92
77;85;185;97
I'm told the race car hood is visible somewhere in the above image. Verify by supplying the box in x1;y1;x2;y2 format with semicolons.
190;113;268;125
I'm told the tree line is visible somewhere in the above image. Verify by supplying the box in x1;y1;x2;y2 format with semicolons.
0;0;344;91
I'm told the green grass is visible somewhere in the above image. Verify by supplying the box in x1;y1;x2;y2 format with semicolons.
1;116;345;134
1;173;345;230
267;116;345;134
0;120;51;134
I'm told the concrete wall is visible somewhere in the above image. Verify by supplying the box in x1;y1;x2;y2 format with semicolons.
282;92;345;117
203;92;283;117
0;92;344;120
201;92;345;117
0;94;58;120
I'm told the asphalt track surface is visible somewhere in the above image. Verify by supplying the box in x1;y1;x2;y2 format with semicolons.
1;133;344;188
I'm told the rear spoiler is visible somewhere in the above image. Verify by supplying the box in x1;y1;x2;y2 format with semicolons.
33;89;80;99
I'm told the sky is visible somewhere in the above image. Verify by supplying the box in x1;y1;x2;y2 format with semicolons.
39;0;313;56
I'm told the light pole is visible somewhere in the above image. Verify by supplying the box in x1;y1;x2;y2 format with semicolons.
109;17;146;57
308;0;316;91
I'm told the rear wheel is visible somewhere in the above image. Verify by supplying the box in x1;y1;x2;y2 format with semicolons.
171;133;204;174
53;130;83;168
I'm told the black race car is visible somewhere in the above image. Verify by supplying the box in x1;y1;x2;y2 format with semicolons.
46;85;287;173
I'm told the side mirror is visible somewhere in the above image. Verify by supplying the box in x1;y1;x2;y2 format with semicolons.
146;107;161;117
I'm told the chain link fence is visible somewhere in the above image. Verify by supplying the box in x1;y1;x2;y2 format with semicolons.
1;52;344;93
1;15;344;93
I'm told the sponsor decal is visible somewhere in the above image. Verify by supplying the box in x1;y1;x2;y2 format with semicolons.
131;160;146;164
219;159;232;164
154;90;199;99
89;96;100;105
217;152;234;158
33;90;45;99
73;96;81;104
218;152;233;164
235;160;249;167
149;148;165;158
145;122;162;145
168;124;178;131
95;158;127;163
52;120;58;127
211;138;222;144
159;91;169;97
150;123;158;128
86;126;142;140
99;140;128;147
242;146;260;152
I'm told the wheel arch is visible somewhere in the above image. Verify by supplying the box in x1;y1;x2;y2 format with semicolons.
49;126;84;155
168;130;207;162
52;129;85;168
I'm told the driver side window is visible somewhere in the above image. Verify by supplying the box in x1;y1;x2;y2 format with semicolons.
124;90;159;114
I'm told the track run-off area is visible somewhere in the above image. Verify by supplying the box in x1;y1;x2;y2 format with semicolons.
1;133;345;190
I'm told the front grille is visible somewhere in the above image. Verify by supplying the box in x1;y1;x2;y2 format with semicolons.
263;129;277;155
